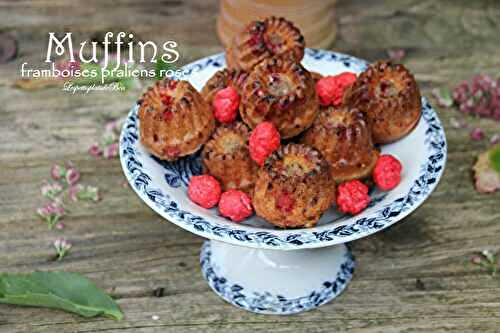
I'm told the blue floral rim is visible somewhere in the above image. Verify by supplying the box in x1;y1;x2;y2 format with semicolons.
200;241;355;314
119;49;447;250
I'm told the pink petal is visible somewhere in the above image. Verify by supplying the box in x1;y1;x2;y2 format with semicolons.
50;165;63;180
65;167;80;185
470;128;485;141
490;134;500;145
88;143;102;157
387;49;406;62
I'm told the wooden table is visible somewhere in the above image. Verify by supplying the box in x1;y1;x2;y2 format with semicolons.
1;1;499;332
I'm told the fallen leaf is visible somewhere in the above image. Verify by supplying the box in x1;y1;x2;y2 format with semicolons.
473;145;500;193
0;271;123;320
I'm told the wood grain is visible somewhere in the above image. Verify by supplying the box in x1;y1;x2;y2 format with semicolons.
0;0;500;332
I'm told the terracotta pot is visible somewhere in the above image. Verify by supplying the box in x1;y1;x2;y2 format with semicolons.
217;0;337;49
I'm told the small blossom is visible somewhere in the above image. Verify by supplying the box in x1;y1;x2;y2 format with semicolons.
449;117;466;129
432;88;453;108
105;120;119;133
37;202;65;229
470;128;485;141
471;255;482;265
51;164;65;180
471;250;497;276
68;184;82;202
88;143;102;157
41;182;63;200
387;48;406;62
53;238;72;260
55;222;65;230
490;134;500;145
69;185;100;202
103;143;119;159
481;249;496;264
65;167;80;186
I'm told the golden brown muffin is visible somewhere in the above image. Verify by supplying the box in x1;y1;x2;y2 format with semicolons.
226;16;305;72
138;79;215;161
253;144;335;228
302;106;380;183
202;122;258;193
344;61;422;144
240;56;319;139
310;71;323;84
201;68;249;107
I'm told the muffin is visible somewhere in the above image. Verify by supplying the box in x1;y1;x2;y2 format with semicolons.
139;79;215;160
202;122;257;193
240;56;319;139
344;61;422;144
253;144;335;228
201;68;248;107
226;16;305;72
310;71;323;84
302;106;379;183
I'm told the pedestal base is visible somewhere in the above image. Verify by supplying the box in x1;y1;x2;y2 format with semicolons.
200;241;355;315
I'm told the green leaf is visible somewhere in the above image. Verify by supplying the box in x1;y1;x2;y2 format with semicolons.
0;272;123;320
490;145;500;173
155;58;176;80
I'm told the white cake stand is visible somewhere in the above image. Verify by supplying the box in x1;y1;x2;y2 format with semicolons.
119;49;447;315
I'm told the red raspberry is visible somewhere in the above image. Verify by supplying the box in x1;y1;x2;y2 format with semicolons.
316;72;357;106
373;155;402;191
218;190;253;222
276;191;295;213
336;180;370;215
164;147;180;158
249;121;281;166
213;86;240;123
187;175;221;209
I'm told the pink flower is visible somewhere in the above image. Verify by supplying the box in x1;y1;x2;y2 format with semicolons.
55;222;65;230
46;202;65;215
41;182;63;199
490;134;500;145
105;120;119;133
51;164;65;180
470;128;485;141
55;57;80;78
387;49;406;62
471;255;482;265
103;143;119;159
53;238;72;260
65;167;80;185
449;117;466;129
37;202;65;229
88;143;102;157
69;184;83;202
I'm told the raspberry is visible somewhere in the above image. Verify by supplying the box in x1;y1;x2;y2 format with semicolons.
164;147;180;158
336;180;370;215
213;86;240;123
316;72;357;106
276;191;295;213
162;109;174;121
218;190;253;222
249;121;281;166
373;155;402;191
187;175;221;209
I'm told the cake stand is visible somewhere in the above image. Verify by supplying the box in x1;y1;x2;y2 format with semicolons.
119;49;447;315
